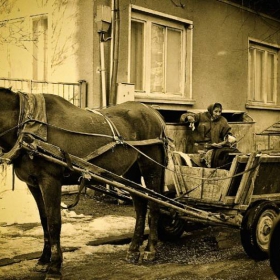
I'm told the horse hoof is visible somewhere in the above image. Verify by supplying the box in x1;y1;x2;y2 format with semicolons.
142;251;156;262
34;262;49;272
126;251;140;263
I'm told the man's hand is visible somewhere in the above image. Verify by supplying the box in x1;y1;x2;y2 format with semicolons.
187;115;195;123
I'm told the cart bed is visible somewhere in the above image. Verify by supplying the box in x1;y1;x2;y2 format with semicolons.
172;152;280;208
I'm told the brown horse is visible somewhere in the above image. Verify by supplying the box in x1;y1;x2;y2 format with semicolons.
0;87;167;279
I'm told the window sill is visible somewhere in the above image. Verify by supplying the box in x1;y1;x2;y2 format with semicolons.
246;102;280;111
134;93;195;110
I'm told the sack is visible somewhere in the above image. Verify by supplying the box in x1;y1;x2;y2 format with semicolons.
211;147;240;170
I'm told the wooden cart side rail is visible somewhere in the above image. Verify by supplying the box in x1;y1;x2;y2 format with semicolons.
171;152;259;182
172;153;188;195
171;152;260;205
240;157;262;206
250;194;280;203
220;155;238;200
234;152;258;204
20;138;242;228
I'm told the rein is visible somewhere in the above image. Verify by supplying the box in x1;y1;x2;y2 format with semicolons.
0;103;167;170
24;118;167;168
0;91;257;187
0;117;260;179
0;119;30;138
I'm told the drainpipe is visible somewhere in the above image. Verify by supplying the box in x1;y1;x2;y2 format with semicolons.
99;34;107;108
109;0;114;91
109;0;120;106
95;5;112;108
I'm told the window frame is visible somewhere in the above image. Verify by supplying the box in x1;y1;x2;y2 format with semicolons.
31;14;48;82
246;39;279;110
129;5;194;107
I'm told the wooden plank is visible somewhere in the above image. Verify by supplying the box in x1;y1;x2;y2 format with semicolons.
241;156;261;205
220;156;238;201
172;153;188;195
234;152;258;204
255;156;280;163
179;165;231;202
180;166;203;198
202;168;230;201
173;164;186;195
236;155;249;163
251;193;280;201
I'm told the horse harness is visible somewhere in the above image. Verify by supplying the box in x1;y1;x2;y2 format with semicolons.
0;91;168;169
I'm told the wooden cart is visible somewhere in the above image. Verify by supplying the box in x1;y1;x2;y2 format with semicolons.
163;151;280;261
15;135;280;261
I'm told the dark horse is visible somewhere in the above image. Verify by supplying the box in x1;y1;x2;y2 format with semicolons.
0;87;167;279
269;216;280;278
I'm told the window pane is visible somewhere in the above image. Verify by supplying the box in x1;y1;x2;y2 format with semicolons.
166;28;181;94
267;52;275;102
150;24;164;93
42;18;48;81
33;19;39;80
249;48;255;100
130;21;144;90
255;49;264;101
33;17;48;81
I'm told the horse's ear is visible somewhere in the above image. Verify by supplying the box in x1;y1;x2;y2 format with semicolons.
9;86;12;90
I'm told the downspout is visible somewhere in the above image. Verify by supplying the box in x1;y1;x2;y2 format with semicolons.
99;33;107;108
95;5;112;108
109;0;120;106
109;0;114;92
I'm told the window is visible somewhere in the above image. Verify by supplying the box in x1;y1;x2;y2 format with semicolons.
32;16;48;81
130;8;193;105
130;20;144;91
247;41;279;108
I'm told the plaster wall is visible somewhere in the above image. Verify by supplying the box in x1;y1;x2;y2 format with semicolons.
115;0;280;134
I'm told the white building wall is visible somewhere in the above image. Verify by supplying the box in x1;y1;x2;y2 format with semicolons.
0;0;81;83
0;165;26;192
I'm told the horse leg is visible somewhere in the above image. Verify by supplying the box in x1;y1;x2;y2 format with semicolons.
139;149;165;261
142;180;161;261
38;178;63;279
126;194;147;263
124;163;147;263
28;184;51;272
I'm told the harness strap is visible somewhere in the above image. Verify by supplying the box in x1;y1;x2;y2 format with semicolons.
0;134;24;164
18;91;26;134
83;138;164;162
61;176;86;209
86;108;122;141
61;149;75;171
83;142;117;161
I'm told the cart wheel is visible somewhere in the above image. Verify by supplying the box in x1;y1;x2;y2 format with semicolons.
240;201;280;260
269;215;280;278
157;213;186;242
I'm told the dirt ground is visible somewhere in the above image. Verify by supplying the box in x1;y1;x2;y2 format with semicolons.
0;191;278;280
60;190;135;218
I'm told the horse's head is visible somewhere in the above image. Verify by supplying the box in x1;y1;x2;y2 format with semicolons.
0;87;20;151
